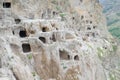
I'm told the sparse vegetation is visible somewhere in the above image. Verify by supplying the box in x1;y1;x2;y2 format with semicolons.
87;44;93;49
60;13;66;18
109;73;116;80
63;66;67;69
56;6;61;11
112;45;117;52
27;54;33;60
51;0;57;4
32;72;36;77
97;47;104;59
59;13;66;21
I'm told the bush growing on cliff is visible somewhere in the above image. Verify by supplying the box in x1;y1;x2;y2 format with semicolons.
97;47;104;59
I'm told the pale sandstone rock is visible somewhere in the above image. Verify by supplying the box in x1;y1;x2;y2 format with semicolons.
0;0;119;80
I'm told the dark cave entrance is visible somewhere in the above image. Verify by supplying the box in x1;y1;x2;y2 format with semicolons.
59;50;70;60
3;2;11;8
15;19;21;24
39;37;46;43
22;43;31;53
42;27;48;32
19;30;27;37
74;55;79;60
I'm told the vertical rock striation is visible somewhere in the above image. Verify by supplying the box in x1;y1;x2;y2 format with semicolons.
0;0;118;80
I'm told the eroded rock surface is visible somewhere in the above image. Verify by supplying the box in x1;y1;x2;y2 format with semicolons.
0;0;119;80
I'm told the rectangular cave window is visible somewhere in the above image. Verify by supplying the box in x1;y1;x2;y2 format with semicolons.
22;43;31;53
42;27;46;32
19;30;27;37
3;2;11;8
39;37;46;43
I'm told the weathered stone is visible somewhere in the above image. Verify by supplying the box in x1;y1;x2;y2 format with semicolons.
0;0;118;80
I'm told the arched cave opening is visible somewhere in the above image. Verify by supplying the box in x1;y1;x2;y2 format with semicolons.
74;55;79;60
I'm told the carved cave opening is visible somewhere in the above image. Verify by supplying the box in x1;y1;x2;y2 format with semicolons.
3;2;11;8
22;43;31;53
39;37;46;43
93;26;96;29
0;59;1;68
92;33;95;37
80;0;83;2
74;55;79;60
51;34;56;42
12;31;15;35
81;15;84;20
19;29;27;37
15;19;21;24
87;27;91;30
59;50;70;60
90;21;92;24
42;27;48;32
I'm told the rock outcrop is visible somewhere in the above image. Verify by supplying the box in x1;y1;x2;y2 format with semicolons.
0;0;118;80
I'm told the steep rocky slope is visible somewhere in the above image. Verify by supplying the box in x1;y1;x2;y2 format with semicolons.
100;0;120;39
0;0;119;80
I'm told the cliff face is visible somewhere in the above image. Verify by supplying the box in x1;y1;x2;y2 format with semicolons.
0;0;118;80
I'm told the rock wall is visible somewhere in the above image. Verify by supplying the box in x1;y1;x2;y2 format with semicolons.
0;0;118;80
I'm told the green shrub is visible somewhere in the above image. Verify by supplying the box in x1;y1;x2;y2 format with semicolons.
32;72;36;77
112;45;117;52
63;66;67;69
56;6;61;11
87;44;92;49
27;54;33;60
97;47;104;59
97;47;104;53
51;0;57;4
59;13;66;21
109;73;116;80
59;13;66;17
